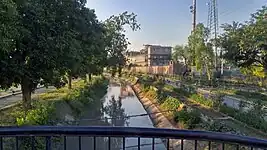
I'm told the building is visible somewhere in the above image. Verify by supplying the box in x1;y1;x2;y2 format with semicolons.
145;44;172;66
126;44;172;67
126;51;147;66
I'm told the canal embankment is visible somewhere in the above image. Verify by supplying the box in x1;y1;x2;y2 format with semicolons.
122;73;267;149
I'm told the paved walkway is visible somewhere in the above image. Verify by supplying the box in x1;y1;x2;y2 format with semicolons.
0;87;55;109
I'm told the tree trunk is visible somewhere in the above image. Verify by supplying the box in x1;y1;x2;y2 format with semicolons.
89;73;92;81
21;78;32;109
68;75;72;89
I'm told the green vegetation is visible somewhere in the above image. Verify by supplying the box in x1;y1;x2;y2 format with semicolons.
174;109;201;129
9;76;108;126
135;75;202;129
219;105;267;133
189;94;214;107
160;97;181;111
0;77;108;149
0;0;139;109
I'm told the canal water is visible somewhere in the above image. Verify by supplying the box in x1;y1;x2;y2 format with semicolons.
65;81;166;150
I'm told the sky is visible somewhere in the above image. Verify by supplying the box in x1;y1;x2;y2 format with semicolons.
86;0;267;51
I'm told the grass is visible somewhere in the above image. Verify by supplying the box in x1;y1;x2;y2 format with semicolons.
0;76;108;126
0;76;109;149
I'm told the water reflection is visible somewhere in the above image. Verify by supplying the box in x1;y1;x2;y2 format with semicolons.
64;81;165;150
104;96;129;126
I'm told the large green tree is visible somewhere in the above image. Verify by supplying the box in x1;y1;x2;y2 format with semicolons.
187;23;214;80
104;12;140;77
0;0;18;88
172;45;190;65
219;6;267;73
0;0;106;107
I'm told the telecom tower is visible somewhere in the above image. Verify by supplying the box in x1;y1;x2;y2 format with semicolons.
207;0;219;71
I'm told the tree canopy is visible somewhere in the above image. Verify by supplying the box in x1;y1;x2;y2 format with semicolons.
0;0;140;108
218;6;267;74
172;45;189;65
187;23;214;80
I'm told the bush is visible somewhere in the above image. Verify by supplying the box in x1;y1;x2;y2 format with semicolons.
144;89;158;100
174;109;201;129
160;97;181;111
235;90;267;102
190;94;213;107
173;87;190;97
156;90;168;104
219;105;267;132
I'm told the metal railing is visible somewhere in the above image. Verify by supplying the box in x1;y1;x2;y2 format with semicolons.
0;126;267;150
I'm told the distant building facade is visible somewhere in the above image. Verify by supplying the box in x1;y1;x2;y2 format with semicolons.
145;44;172;66
126;51;147;66
126;44;172;67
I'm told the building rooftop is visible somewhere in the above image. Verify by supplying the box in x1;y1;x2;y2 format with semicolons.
143;44;172;48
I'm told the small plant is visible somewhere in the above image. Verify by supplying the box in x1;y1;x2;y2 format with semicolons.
174;109;201;129
190;94;213;107
160;97;181;111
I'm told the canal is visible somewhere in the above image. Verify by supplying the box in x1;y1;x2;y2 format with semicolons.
65;80;166;150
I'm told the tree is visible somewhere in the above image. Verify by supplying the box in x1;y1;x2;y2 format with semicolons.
187;23;214;80
0;0;18;89
104;12;140;77
219;6;267;75
0;0;106;108
172;45;189;65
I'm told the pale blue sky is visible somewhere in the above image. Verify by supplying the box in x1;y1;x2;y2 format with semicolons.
86;0;266;50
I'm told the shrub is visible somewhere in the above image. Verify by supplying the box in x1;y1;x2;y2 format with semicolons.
190;94;213;107
156;90;168;104
219;105;238;116
234;90;267;102
174;109;201;129
220;105;267;132
173;87;190;97
160;97;181;111
144;89;158;100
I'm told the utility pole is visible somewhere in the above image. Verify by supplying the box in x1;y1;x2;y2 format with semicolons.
190;0;197;31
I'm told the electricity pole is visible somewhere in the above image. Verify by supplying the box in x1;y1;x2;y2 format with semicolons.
190;0;197;31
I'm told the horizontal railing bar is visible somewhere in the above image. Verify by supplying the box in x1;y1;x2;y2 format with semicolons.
0;126;266;148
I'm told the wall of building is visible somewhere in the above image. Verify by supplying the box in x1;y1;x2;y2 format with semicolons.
129;61;185;75
127;54;147;66
147;45;172;66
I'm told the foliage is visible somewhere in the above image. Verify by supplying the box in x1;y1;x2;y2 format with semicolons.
234;90;267;102
172;45;190;65
190;94;214;107
188;23;215;80
219;6;267;76
219;105;267;132
174;109;201;129
160;97;181;111
104;12;140;76
0;0;140;108
14;77;107;126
